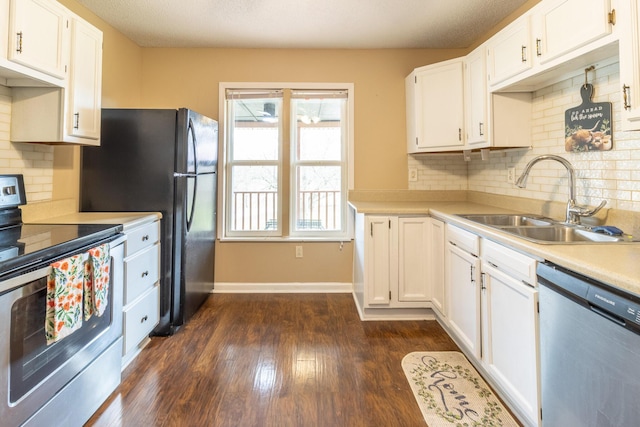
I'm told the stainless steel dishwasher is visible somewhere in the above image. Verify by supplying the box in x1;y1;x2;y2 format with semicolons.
537;262;640;427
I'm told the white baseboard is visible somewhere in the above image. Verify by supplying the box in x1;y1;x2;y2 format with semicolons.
213;282;353;293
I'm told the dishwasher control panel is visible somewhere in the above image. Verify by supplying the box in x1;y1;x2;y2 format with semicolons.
588;286;640;326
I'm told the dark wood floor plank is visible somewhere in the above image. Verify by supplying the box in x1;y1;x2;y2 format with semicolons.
86;293;461;427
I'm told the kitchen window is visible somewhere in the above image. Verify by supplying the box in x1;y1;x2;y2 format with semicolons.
220;83;353;240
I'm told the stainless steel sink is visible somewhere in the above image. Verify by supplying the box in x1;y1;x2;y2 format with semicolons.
499;226;623;243
458;214;553;227
456;213;635;244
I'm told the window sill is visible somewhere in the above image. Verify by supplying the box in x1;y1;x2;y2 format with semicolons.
219;235;353;243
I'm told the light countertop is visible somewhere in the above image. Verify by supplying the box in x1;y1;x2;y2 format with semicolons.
31;212;162;232
349;200;640;298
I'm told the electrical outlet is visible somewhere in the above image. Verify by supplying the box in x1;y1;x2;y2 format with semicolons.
409;167;418;182
295;245;303;258
507;167;516;184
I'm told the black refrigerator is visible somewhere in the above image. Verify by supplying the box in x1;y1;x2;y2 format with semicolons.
80;108;217;335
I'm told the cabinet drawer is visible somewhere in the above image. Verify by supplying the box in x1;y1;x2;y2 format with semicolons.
446;224;479;256
124;243;160;305
125;221;159;256
123;284;159;355
482;239;537;285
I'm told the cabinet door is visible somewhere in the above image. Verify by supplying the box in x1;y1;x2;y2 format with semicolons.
408;59;465;151
398;217;429;302
66;16;102;141
429;218;445;317
487;14;532;87
465;47;488;146
446;242;481;358
8;0;68;79
482;263;540;427
620;0;640;130
365;216;392;305
535;0;614;65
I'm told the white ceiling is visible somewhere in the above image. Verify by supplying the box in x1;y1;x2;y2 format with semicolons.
75;0;530;49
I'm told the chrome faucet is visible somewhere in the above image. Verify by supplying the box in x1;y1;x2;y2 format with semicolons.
515;154;606;225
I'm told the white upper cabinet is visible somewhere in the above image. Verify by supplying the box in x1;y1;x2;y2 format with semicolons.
7;0;68;80
406;58;465;153
620;0;640;130
464;46;488;146
533;0;615;65
487;13;532;88
66;15;102;141
10;10;103;145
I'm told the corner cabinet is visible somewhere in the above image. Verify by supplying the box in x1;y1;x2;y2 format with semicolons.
464;47;488;146
9;9;103;145
620;0;640;130
352;212;433;320
406;59;465;153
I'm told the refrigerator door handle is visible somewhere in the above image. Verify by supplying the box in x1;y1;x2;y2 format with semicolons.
188;118;198;175
186;175;197;232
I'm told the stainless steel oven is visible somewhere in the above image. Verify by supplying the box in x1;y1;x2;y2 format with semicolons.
0;234;125;427
0;174;126;426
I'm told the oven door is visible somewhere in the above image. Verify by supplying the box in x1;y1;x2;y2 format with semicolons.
0;237;124;426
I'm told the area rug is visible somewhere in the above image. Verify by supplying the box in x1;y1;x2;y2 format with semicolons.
402;351;519;426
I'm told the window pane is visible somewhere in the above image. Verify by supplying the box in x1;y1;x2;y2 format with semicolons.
230;166;278;231
231;96;281;161
232;126;279;161
298;127;341;161
295;166;342;231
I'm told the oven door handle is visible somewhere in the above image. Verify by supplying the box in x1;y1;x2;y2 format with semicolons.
0;264;52;295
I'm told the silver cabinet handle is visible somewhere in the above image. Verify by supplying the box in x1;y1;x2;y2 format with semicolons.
521;45;527;62
16;32;23;53
623;85;631;110
73;113;80;129
536;38;542;56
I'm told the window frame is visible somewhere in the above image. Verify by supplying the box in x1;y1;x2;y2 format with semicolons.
219;82;354;241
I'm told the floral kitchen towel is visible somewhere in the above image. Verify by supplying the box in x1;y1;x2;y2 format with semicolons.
45;254;85;345
85;243;110;319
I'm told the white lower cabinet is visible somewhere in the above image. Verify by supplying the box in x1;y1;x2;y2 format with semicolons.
446;224;481;358
481;263;540;426
364;215;430;307
444;224;541;426
428;218;445;317
353;212;433;319
122;219;161;367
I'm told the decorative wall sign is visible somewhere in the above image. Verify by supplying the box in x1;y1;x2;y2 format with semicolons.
564;68;612;152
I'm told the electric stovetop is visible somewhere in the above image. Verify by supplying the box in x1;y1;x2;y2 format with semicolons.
0;222;123;278
0;174;123;279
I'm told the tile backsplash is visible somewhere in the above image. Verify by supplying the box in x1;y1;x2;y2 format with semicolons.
410;61;640;213
0;87;54;202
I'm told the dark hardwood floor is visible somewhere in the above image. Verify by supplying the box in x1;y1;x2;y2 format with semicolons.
86;293;461;426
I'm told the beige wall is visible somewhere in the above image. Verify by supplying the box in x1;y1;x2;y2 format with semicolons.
52;0;143;204
139;48;464;283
